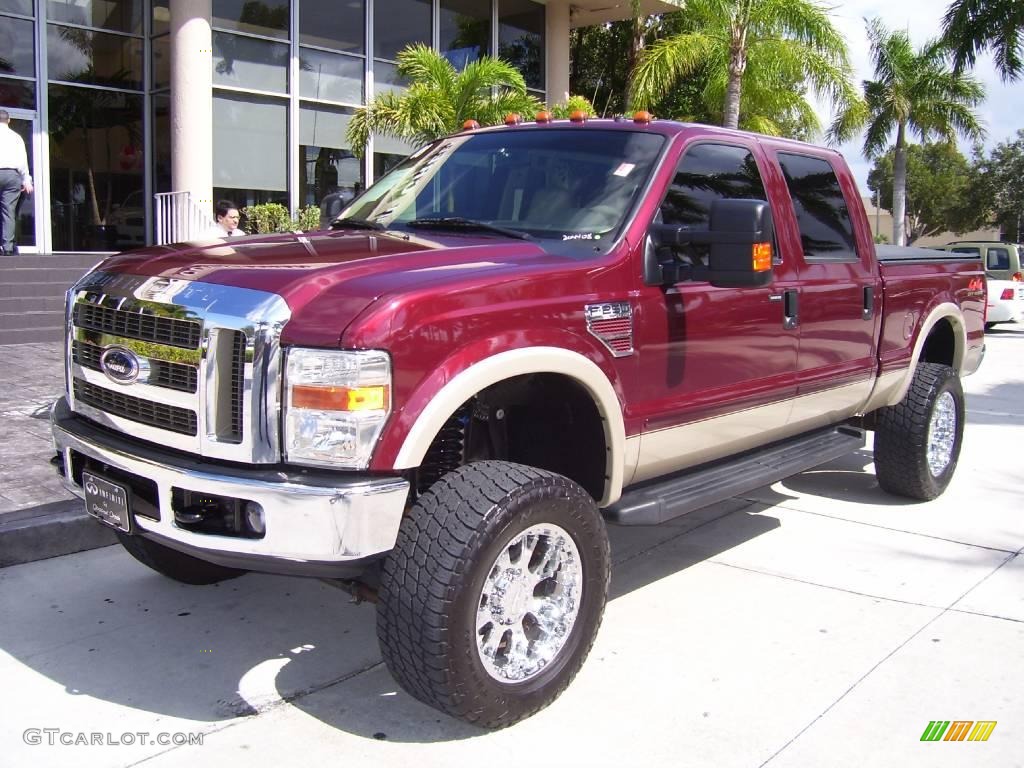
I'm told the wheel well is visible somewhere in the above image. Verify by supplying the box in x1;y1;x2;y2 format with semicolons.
919;319;955;369
413;373;608;502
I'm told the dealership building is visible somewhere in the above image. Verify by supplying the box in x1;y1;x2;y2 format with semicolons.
1;0;677;253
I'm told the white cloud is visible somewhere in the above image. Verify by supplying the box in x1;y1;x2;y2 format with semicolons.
807;0;1024;193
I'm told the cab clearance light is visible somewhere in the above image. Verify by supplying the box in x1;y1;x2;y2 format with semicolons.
633;111;653;124
505;113;522;125
536;111;552;124
291;384;390;411
752;242;773;271
570;110;587;123
462;119;479;131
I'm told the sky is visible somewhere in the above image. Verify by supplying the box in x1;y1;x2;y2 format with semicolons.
810;0;1024;196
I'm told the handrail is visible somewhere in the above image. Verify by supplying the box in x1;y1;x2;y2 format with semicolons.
154;192;215;245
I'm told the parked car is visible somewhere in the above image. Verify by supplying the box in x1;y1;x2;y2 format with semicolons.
935;240;1024;282
52;117;986;729
984;278;1024;329
107;190;146;249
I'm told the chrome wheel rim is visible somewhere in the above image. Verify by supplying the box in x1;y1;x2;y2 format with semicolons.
476;523;583;683
927;392;957;477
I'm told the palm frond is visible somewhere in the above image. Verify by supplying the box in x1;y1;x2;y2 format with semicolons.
630;32;718;110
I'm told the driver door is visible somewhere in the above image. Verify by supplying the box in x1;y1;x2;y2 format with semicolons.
629;139;800;482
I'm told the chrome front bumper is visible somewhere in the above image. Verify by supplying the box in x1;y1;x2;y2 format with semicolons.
51;397;409;578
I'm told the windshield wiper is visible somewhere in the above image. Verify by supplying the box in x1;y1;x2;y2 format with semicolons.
406;217;533;240
330;217;385;231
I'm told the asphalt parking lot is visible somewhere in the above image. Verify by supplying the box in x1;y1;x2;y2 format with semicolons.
1;326;1022;768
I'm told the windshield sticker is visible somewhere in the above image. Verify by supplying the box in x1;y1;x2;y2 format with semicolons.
613;163;636;177
563;233;600;241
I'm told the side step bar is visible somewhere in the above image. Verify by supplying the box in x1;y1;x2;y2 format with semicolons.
604;425;865;526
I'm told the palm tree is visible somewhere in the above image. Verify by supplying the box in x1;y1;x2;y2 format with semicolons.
942;0;1023;81
346;44;543;158
829;19;984;246
630;0;859;131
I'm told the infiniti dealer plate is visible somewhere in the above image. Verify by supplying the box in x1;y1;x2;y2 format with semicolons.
82;471;133;533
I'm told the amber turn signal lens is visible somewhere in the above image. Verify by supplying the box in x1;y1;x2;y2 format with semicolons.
633;111;653;124
535;110;552;123
291;385;390;411
462;119;480;131
505;113;521;125
569;110;587;122
752;242;773;271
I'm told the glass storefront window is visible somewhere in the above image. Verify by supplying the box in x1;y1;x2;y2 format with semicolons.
440;0;490;70
499;0;544;91
152;33;168;89
0;0;32;15
299;103;363;223
0;76;35;109
48;85;144;251
0;16;34;76
299;48;362;104
152;93;170;193
152;0;168;34
213;0;288;40
300;0;363;54
373;59;409;97
47;25;143;90
213;31;288;93
213;92;287;199
46;0;142;35
373;0;429;60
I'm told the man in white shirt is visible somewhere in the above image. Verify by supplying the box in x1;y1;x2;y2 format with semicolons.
0;109;33;255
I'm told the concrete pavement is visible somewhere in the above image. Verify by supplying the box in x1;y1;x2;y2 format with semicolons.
0;327;1021;767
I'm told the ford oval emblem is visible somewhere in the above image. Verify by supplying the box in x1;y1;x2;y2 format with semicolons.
100;347;141;384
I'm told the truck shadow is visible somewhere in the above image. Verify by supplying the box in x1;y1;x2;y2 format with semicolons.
0;500;785;747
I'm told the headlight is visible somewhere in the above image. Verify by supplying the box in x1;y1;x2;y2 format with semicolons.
284;348;391;469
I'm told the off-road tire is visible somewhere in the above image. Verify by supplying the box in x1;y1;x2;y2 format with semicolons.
116;531;246;585
873;363;965;500
377;460;610;729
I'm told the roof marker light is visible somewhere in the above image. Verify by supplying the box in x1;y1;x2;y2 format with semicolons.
462;119;480;131
633;111;653;124
570;110;587;123
535;111;552;124
505;113;522;126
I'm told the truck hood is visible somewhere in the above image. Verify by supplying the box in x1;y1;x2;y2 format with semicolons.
98;230;577;347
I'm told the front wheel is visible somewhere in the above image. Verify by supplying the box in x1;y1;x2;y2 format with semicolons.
376;461;611;728
873;363;965;500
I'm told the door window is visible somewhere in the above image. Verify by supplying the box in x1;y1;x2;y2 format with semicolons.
658;142;769;266
778;152;857;262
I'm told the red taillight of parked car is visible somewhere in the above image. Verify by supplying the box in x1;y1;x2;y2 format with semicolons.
1012;272;1023;281
1000;288;1015;300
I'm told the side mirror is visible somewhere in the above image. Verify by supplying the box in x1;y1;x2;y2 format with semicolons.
646;199;775;288
706;199;774;288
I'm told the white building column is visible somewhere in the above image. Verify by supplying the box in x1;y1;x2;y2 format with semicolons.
170;0;213;211
545;0;571;106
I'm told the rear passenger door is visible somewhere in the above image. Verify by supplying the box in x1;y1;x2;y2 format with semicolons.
773;152;880;427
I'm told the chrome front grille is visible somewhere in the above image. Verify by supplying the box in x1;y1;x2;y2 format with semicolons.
73;302;202;348
65;272;291;463
74;378;199;435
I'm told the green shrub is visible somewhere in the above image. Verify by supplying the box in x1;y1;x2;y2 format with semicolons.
241;203;290;234
291;204;322;232
549;95;597;119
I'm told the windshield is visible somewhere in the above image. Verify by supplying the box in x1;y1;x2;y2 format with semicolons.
338;129;665;250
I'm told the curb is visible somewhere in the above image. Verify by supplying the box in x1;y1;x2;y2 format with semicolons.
0;499;117;568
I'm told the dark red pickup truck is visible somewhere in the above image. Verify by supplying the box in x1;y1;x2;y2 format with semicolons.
51;116;985;728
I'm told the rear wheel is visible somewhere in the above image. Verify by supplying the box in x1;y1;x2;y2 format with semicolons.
873;363;965;500
377;460;610;728
116;532;246;585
